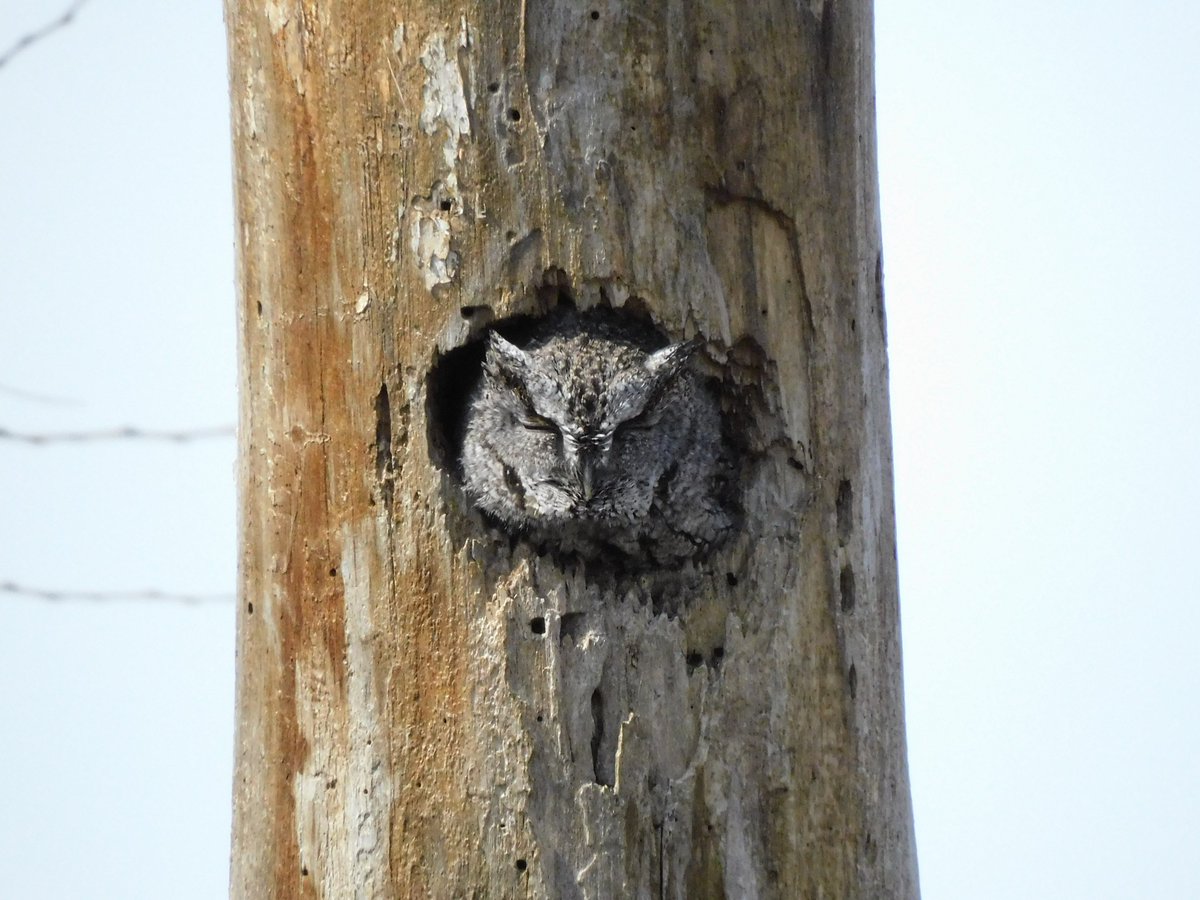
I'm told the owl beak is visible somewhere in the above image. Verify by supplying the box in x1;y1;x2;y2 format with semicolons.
580;458;596;502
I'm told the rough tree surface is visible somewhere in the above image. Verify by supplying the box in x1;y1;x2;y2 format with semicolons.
227;0;919;897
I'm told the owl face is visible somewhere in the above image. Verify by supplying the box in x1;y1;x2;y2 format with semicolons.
464;329;699;530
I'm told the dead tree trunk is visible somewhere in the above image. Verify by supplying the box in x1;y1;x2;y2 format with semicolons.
227;1;918;897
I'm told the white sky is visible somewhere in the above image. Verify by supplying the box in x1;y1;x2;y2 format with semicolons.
1;1;1197;898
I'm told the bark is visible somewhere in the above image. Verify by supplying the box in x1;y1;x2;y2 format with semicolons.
227;1;918;898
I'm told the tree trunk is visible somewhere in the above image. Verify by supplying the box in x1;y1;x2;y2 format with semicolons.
226;1;918;897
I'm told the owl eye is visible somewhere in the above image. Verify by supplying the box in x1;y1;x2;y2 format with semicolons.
617;409;661;433
520;414;560;434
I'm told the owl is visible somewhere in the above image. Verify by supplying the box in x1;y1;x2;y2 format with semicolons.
459;309;732;565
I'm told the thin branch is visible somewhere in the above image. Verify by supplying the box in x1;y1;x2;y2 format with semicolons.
1;581;233;605
0;382;82;407
0;1;89;71
0;425;234;444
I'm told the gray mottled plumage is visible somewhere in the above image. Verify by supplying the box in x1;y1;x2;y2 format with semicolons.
460;310;732;565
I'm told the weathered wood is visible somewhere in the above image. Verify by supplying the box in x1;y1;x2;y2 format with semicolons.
227;1;918;897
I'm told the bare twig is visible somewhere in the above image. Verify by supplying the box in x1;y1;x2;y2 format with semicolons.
1;581;233;604
0;382;82;406
0;1;89;70
0;425;234;444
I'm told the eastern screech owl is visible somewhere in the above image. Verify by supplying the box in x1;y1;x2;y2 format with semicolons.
460;309;732;564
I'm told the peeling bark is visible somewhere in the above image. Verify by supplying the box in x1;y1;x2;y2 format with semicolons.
227;0;918;897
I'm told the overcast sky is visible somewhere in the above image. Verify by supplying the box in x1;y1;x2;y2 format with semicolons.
1;2;1197;898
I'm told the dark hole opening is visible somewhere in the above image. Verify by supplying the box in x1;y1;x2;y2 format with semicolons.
590;688;607;784
836;478;854;542
839;564;856;613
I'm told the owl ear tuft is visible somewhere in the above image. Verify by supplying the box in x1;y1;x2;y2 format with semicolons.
484;332;531;382
644;337;702;384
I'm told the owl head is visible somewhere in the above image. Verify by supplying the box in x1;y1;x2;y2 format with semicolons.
462;324;702;531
